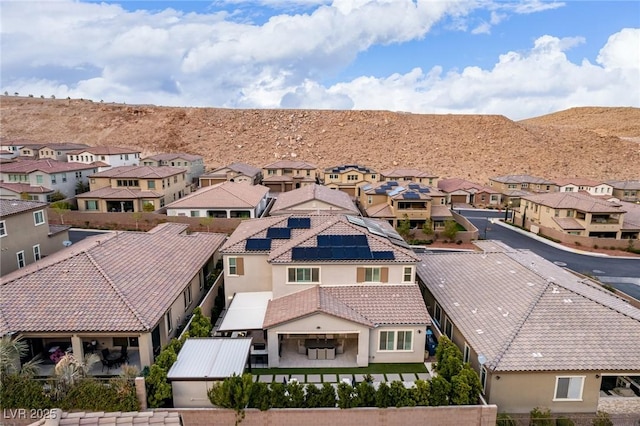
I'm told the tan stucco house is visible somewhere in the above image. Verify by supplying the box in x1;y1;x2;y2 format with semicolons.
0;223;226;373
0;199;69;276
141;153;205;186
219;214;430;368
199;162;262;187
606;180;640;203
322;164;379;196
269;183;360;216
416;241;640;414
261;160;317;193
381;168;438;186
77;165;189;212
437;178;502;207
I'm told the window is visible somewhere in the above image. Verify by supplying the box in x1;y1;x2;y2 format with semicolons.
0;221;5;237
75;171;82;179
33;210;45;226
444;317;453;339
190;211;200;217
160;197;165;208
51;175;57;184
367;196;373;205
554;376;585;401
228;257;244;275
174;176;178;183
371;174;376;180
148;180;156;189
403;266;413;283
379;330;413;351
364;267;381;282
521;183;528;189
165;311;172;332
433;302;442;327
183;286;192;310
288;267;320;283
33;245;41;262
554;210;560;217
36;175;44;184
463;343;470;363
347;174;358;181
567;210;574;217
329;174;339;180
16;251;25;269
85;200;98;211
480;367;487;393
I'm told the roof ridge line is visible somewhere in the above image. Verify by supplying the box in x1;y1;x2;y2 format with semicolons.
85;251;151;330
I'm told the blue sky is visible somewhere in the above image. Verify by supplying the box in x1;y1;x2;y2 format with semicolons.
1;0;638;119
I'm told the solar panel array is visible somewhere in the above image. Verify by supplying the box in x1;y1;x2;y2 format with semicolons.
245;238;272;251
418;188;430;193
329;164;372;173
403;192;421;200
346;215;412;249
287;217;311;229
266;227;292;239
291;245;396;261
408;183;421;189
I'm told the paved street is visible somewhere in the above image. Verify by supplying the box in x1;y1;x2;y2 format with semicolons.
459;209;640;300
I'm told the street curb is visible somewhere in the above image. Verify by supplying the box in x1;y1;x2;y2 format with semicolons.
490;219;639;259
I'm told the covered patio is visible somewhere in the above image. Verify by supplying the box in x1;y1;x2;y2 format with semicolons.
277;335;358;368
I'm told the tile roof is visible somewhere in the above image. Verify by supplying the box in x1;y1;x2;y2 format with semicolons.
416;247;640;372
48;224;71;236
28;409;182;425
552;178;605;187
0;199;47;217
381;168;437;178
523;192;626;213
89;165;184;179
324;164;377;174
263;284;430;328
142;153;203;162
204;162;261;178
366;203;394;218
621;201;640;230
270;183;359;215
552;217;585;230
221;215;418;263
605;180;640;190
490;174;554;184
0;159;99;174
0;224;227;334
76;187;162;199
0;181;53;194
431;205;454;220
40;143;91;151
165;182;269;209
437;178;499;194
362;180;443;199
263;160;317;169
68;146;140;155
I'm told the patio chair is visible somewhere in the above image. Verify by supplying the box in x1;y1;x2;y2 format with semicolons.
117;346;129;364
307;348;317;360
297;339;306;354
101;357;118;372
327;347;336;360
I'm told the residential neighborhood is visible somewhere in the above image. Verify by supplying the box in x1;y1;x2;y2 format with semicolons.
0;142;639;424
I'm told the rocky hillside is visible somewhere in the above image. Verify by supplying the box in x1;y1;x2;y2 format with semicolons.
1;97;638;184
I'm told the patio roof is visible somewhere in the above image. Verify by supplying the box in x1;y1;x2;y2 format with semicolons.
218;292;273;331
167;338;252;380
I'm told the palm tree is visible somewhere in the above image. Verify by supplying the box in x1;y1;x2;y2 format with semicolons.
0;334;40;377
54;352;100;388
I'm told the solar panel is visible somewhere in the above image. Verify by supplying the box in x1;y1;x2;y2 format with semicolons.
317;247;333;259
356;246;373;259
388;181;399;187
408;183;420;189
388;186;405;196
287;217;311;229
353;234;369;246
375;188;387;194
372;251;395;260
266;227;291;239
317;235;332;246
403;192;420;200
245;238;272;251
418;188;430;193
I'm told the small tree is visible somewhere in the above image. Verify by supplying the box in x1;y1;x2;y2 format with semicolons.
529;407;554;426
303;383;322;407
51;201;72;225
131;212;143;230
143;202;155;212
434;336;463;381
207;373;253;425
285;380;305;408
592;411;613;426
49;191;66;203
397;214;411;240
188;307;212;337
389;380;414;407
337;381;357;409
199;216;214;232
412;379;430;406
268;382;288;408
442;219;459;241
374;381;392;408
247;381;271;410
422;218;434;237
451;364;482;405
354;381;376;407
75;181;90;194
449;374;472;405
429;376;451;406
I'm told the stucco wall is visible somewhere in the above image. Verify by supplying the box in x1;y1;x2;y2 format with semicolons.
368;325;427;364
224;254;272;307
171;381;216;408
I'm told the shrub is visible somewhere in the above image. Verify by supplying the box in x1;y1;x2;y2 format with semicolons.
412;379;430;406
574;241;581;246
434;336;463;381
59;377;138;412
247;382;270;410
496;413;518;426
374;381;392;408
593;244;599;249
337;382;357;409
189;307;212;337
556;417;575;426
303;383;322;408
207;373;253;425
0;374;53;409
592;411;613;426
529;407;554;426
318;382;337;407
285;381;305;408
389;380;414;407
429;376;450;406
269;382;288;408
354;381;376;407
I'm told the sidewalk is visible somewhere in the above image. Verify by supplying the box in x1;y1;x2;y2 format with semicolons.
490;219;640;259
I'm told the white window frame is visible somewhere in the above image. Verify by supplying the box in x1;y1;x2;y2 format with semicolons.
33;244;41;262
33;210;45;226
228;257;238;276
287;267;320;284
183;286;192;311
378;329;414;352
165;310;173;333
364;267;381;283
444;316;453;340
433;302;442;327
553;376;585;401
402;266;413;283
480;366;487;393
463;342;471;363
16;251;25;269
0;220;6;237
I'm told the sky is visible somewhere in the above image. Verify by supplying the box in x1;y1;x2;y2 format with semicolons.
1;0;639;120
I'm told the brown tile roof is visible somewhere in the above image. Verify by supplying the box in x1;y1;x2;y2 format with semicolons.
166;182;269;209
89;165;184;179
324;164;377;174
366;203;394;218
222;215;418;263
605;180;640;190
69;146;140;155
0;159;98;174
0;199;47;217
523;192;626;213
263;284;430;328
270;183;359;215
490;174;554;185
362;180;443;199
381;168;437;178
437;178;499;194
552;177;605;187
0;224;227;334
431;205;454;220
48;224;71;236
0;181;53;194
142;153;203;162
204;162;261;178
263;160;317;169
29;409;182;425
41;143;90;151
416;248;640;372
621;201;640;230
76;186;162;199
552;217;585;230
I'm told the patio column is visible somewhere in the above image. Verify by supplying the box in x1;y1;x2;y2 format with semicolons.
138;333;154;369
357;331;369;367
71;335;84;360
267;330;279;368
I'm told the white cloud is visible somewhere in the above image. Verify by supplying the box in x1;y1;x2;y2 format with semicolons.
1;1;638;120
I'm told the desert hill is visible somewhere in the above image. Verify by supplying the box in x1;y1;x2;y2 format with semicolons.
1;97;638;185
